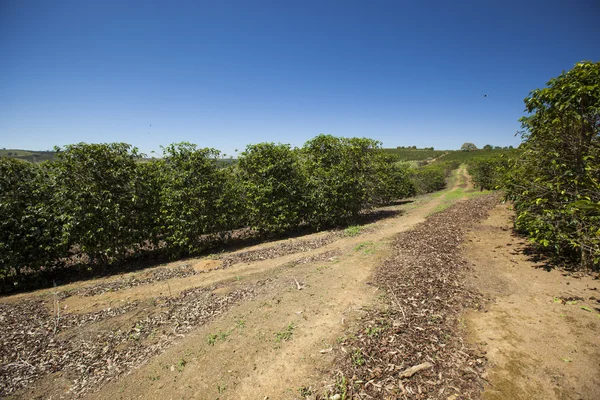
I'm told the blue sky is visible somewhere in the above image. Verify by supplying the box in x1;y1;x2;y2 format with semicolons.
1;0;599;155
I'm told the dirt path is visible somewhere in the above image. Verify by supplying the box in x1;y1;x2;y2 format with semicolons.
1;166;477;400
84;171;475;400
464;204;600;400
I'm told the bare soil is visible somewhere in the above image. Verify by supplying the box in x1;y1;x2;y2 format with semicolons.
464;203;600;400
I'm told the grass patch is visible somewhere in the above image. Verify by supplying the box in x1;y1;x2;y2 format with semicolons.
343;225;363;237
274;323;295;343
353;242;377;254
429;188;491;215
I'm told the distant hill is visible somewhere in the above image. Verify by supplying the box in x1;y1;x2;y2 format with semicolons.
0;148;238;165
0;149;56;162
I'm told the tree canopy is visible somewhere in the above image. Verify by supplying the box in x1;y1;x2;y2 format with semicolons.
506;61;600;269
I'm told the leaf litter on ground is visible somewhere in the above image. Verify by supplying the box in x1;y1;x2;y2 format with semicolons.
315;193;502;399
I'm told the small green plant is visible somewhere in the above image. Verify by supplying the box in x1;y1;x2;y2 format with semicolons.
207;333;218;346
217;383;227;394
352;349;365;366
274;323;295;343
336;374;349;400
236;319;246;328
208;330;231;345
365;326;382;337
177;358;187;371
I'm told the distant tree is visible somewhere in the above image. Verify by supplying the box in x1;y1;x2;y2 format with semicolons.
508;145;514;149
461;143;478;151
483;144;493;150
411;145;417;149
7;152;12;156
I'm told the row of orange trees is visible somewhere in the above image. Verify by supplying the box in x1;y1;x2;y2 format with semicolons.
1;135;419;289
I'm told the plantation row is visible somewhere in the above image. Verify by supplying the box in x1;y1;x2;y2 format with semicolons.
382;148;447;161
0;134;458;291
467;61;600;270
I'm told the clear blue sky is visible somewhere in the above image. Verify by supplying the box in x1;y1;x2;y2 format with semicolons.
1;0;599;155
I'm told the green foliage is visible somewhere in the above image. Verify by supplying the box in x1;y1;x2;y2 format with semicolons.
343;225;363;237
133;160;165;248
158;143;232;256
460;142;478;151
506;61;600;269
274;323;295;343
370;154;416;204
237;143;305;234
382;148;446;161
442;148;513;164
409;160;459;194
301;135;377;228
0;158;66;283
468;155;510;191
52;143;144;265
0;134;418;292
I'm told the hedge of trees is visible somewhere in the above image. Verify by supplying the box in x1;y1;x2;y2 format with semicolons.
409;160;460;194
507;61;600;270
1;134;432;292
466;61;599;270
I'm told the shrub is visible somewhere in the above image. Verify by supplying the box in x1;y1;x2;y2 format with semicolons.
468;157;509;191
237;143;305;235
301;135;378;228
506;61;600;269
52;143;143;265
159;143;232;256
409;160;459;194
0;158;66;284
